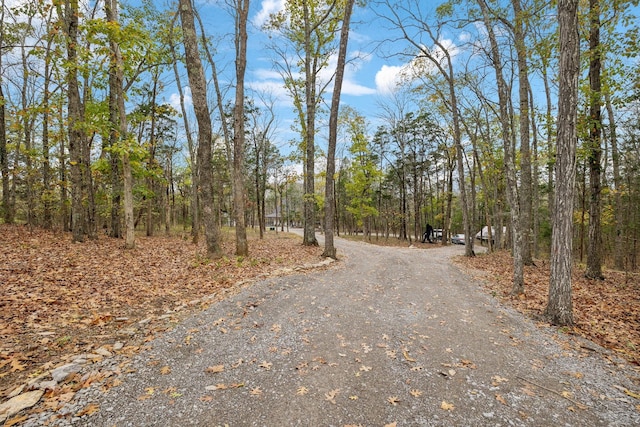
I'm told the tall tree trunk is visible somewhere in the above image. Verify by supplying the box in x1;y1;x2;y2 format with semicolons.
146;75;159;238
169;22;199;243
64;0;86;242
233;0;249;256
302;1;319;247
545;0;579;326
605;90;624;270
106;0;135;248
0;0;13;225
323;0;355;259
42;31;53;230
512;0;534;266
19;27;36;228
585;0;604;280
179;0;222;258
479;0;522;290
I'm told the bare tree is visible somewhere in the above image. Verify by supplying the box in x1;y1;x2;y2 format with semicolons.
232;0;249;256
477;0;524;294
324;0;356;259
379;0;474;256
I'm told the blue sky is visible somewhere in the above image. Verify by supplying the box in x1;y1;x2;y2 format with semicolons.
163;0;433;153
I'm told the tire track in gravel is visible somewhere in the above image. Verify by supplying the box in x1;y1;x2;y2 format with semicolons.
73;233;639;427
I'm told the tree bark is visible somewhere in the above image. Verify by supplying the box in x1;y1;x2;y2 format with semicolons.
512;0;534;266
233;0;249;256
169;21;199;243
64;0;86;242
302;0;319;247
605;89;624;270
0;0;11;225
585;0;604;280
323;0;355;259
545;0;579;326
106;0;135;249
179;0;222;258
478;0;523;291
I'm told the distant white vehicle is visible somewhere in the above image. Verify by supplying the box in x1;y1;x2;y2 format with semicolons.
451;234;465;245
475;226;506;243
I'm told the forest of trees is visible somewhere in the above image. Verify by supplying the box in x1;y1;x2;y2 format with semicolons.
1;0;639;321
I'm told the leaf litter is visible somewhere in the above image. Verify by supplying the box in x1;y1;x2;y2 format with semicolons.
0;224;322;407
456;250;640;365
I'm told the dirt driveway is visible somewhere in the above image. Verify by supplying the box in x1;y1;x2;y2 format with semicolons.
65;234;639;426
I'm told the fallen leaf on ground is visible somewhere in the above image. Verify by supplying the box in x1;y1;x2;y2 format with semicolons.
259;361;273;370
410;389;423;397
160;366;171;375
199;395;214;402
325;389;340;404
250;387;262;396
3;415;28;427
296;386;309;396
388;396;400;405
441;401;455;411
402;349;416;362
496;394;507;405
492;375;509;386
75;403;99;417
205;365;224;374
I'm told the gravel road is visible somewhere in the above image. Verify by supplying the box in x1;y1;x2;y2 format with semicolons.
41;232;639;426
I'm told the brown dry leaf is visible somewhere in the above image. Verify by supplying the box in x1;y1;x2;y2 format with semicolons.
75;403;99;417
496;394;507;405
325;389;340;404
349;395;358;400
455;251;640;366
214;383;228;390
402;349;416;362
410;389;423;397
441;401;455;411
0;225;323;396
461;359;477;369
359;365;372;372
491;375;509;386
10;359;26;373
160;366;171;375
296;386;309;396
259;361;272;370
250;387;262;396
387;396;400;405
561;391;573;399
4;415;28;427
199;395;214;402
384;423;397;427
205;365;224;374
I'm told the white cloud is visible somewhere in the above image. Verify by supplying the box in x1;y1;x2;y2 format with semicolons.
342;80;376;96
247;79;292;105
253;0;285;28
375;64;405;95
374;38;460;95
169;86;193;112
